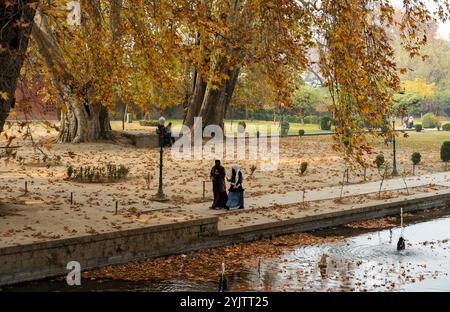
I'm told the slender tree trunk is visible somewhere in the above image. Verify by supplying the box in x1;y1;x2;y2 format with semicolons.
0;1;37;133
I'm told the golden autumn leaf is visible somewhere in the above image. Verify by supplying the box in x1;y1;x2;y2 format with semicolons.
0;91;9;101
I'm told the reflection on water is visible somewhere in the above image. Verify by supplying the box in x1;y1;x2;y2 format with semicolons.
227;215;449;292
3;214;450;292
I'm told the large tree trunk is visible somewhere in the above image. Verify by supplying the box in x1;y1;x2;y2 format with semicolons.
199;66;240;129
32;7;112;143
0;1;37;133
57;85;112;143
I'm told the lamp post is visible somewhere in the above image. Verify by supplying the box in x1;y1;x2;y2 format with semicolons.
392;118;398;176
153;118;168;201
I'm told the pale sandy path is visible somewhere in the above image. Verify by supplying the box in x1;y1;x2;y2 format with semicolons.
159;171;450;215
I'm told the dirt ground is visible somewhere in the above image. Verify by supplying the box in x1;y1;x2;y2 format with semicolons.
0;122;449;246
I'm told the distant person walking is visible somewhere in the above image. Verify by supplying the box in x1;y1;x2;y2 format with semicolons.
225;164;244;210
402;116;408;129
210;160;228;209
408;116;414;129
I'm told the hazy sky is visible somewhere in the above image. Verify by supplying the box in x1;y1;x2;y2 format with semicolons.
392;0;450;40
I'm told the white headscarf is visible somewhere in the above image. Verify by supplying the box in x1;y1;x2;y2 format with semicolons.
158;116;165;125
232;164;240;184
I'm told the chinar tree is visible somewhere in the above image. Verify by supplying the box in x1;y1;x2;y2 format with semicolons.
170;0;449;164
1;0;449;165
27;0;183;143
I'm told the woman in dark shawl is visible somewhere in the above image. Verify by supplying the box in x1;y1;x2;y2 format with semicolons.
210;160;228;209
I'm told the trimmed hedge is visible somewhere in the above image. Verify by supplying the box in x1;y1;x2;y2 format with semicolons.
139;120;159;127
441;141;450;163
442;123;450;131
320;115;332;130
280;121;290;136
415;124;423;132
304;115;320;124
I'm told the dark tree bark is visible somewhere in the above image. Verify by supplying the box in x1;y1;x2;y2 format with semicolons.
184;71;207;128
199;66;240;129
0;0;38;133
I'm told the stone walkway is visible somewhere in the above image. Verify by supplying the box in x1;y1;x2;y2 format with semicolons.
170;171;450;215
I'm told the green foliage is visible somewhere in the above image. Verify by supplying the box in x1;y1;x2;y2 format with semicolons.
442;123;450;131
411;152;421;165
320;115;332;130
238;121;247;131
434;90;450;116
67;163;130;183
67;165;73;178
280;121;290;136
441;141;450;163
284;115;301;123
393;92;422;116
357;119;368;128
291;86;328;117
300;162;308;175
298;129;305;136
139;120;160;127
303;115;320;124
422;113;440;128
375;153;385;169
415;124;422;132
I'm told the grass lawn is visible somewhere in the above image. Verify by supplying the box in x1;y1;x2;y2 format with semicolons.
395;130;450;150
122;119;328;135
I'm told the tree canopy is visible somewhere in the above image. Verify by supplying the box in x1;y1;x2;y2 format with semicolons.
1;0;449;164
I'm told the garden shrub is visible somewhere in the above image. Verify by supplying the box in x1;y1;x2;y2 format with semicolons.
300;162;308;175
375;153;385;170
411;152;421;166
298;129;305;136
139;120;159;127
67;163;130;183
280;121;290;136
320;115;332;130
238;121;247;130
415;124;422;132
441;141;450;163
442;123;450;131
422;113;439;128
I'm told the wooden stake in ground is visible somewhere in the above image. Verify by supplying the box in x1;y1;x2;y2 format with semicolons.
24;181;28;195
340;170;346;199
203;181;206;200
115;201;118;215
70;192;73;205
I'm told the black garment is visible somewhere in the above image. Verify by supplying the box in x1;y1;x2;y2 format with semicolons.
210;164;228;208
156;124;173;146
228;170;244;192
226;169;244;209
